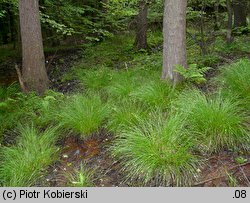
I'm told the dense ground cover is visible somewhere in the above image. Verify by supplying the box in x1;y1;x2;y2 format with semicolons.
0;32;249;187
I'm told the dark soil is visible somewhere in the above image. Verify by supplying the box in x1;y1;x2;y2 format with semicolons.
42;131;250;187
43;131;128;187
46;48;82;94
195;151;250;187
0;48;82;94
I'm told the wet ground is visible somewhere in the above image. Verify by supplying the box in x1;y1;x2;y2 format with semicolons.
42;131;250;187
44;131;128;187
196;152;250;187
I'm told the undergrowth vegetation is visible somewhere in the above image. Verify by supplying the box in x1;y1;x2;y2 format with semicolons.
175;89;249;153
111;114;200;186
57;93;109;137
65;163;94;187
0;33;250;187
216;59;250;111
0;125;59;186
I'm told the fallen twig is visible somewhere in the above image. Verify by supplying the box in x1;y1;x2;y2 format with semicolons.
239;167;250;186
193;162;250;186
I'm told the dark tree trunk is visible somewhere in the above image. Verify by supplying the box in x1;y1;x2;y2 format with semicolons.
214;0;220;30
233;0;247;28
19;0;49;95
134;0;148;50
162;0;187;84
200;3;207;55
227;0;233;43
6;4;17;49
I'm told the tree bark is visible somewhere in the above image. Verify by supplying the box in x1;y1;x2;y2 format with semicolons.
232;0;247;28
214;0;220;30
162;0;187;84
19;0;49;95
226;0;233;43
134;0;148;50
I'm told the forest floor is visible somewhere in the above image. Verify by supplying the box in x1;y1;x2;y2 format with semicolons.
0;33;250;187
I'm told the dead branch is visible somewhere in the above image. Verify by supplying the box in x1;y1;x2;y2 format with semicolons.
15;64;28;93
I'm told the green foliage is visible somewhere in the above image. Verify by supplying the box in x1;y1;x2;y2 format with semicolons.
57;94;109;138
0;125;59;186
235;157;247;165
131;80;176;110
107;100;147;133
106;71;139;100
227;172;238;187
216;59;250;111
214;37;250;54
0;83;19;101
76;67;113;91
79;34;134;69
0;45;19;62
175;89;249;153
65;163;93;187
111;113;200;186
0;89;63;137
175;64;211;84
40;0;114;42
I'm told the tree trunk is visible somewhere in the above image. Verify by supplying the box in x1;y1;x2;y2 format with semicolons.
200;3;207;55
162;0;187;84
227;0;233;43
134;0;148;50
214;0;220;30
19;0;49;95
232;0;247;28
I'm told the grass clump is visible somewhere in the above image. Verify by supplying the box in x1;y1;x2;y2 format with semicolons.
107;100;147;133
0;125;59;186
131;80;176;110
111;114;200;186
106;72;138;100
76;67;113;91
216;59;250;111
65;163;94;187
0;83;19;101
176;89;249;153
57;93;108;138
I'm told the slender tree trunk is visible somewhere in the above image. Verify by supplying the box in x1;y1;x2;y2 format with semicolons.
214;0;220;30
19;0;49;95
162;0;187;84
227;0;233;43
232;0;247;28
200;3;207;55
134;0;148;50
7;4;16;49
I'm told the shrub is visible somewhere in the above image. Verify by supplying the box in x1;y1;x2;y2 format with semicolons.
111;114;200;186
175;89;249;153
0;125;59;186
57;93;108;138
